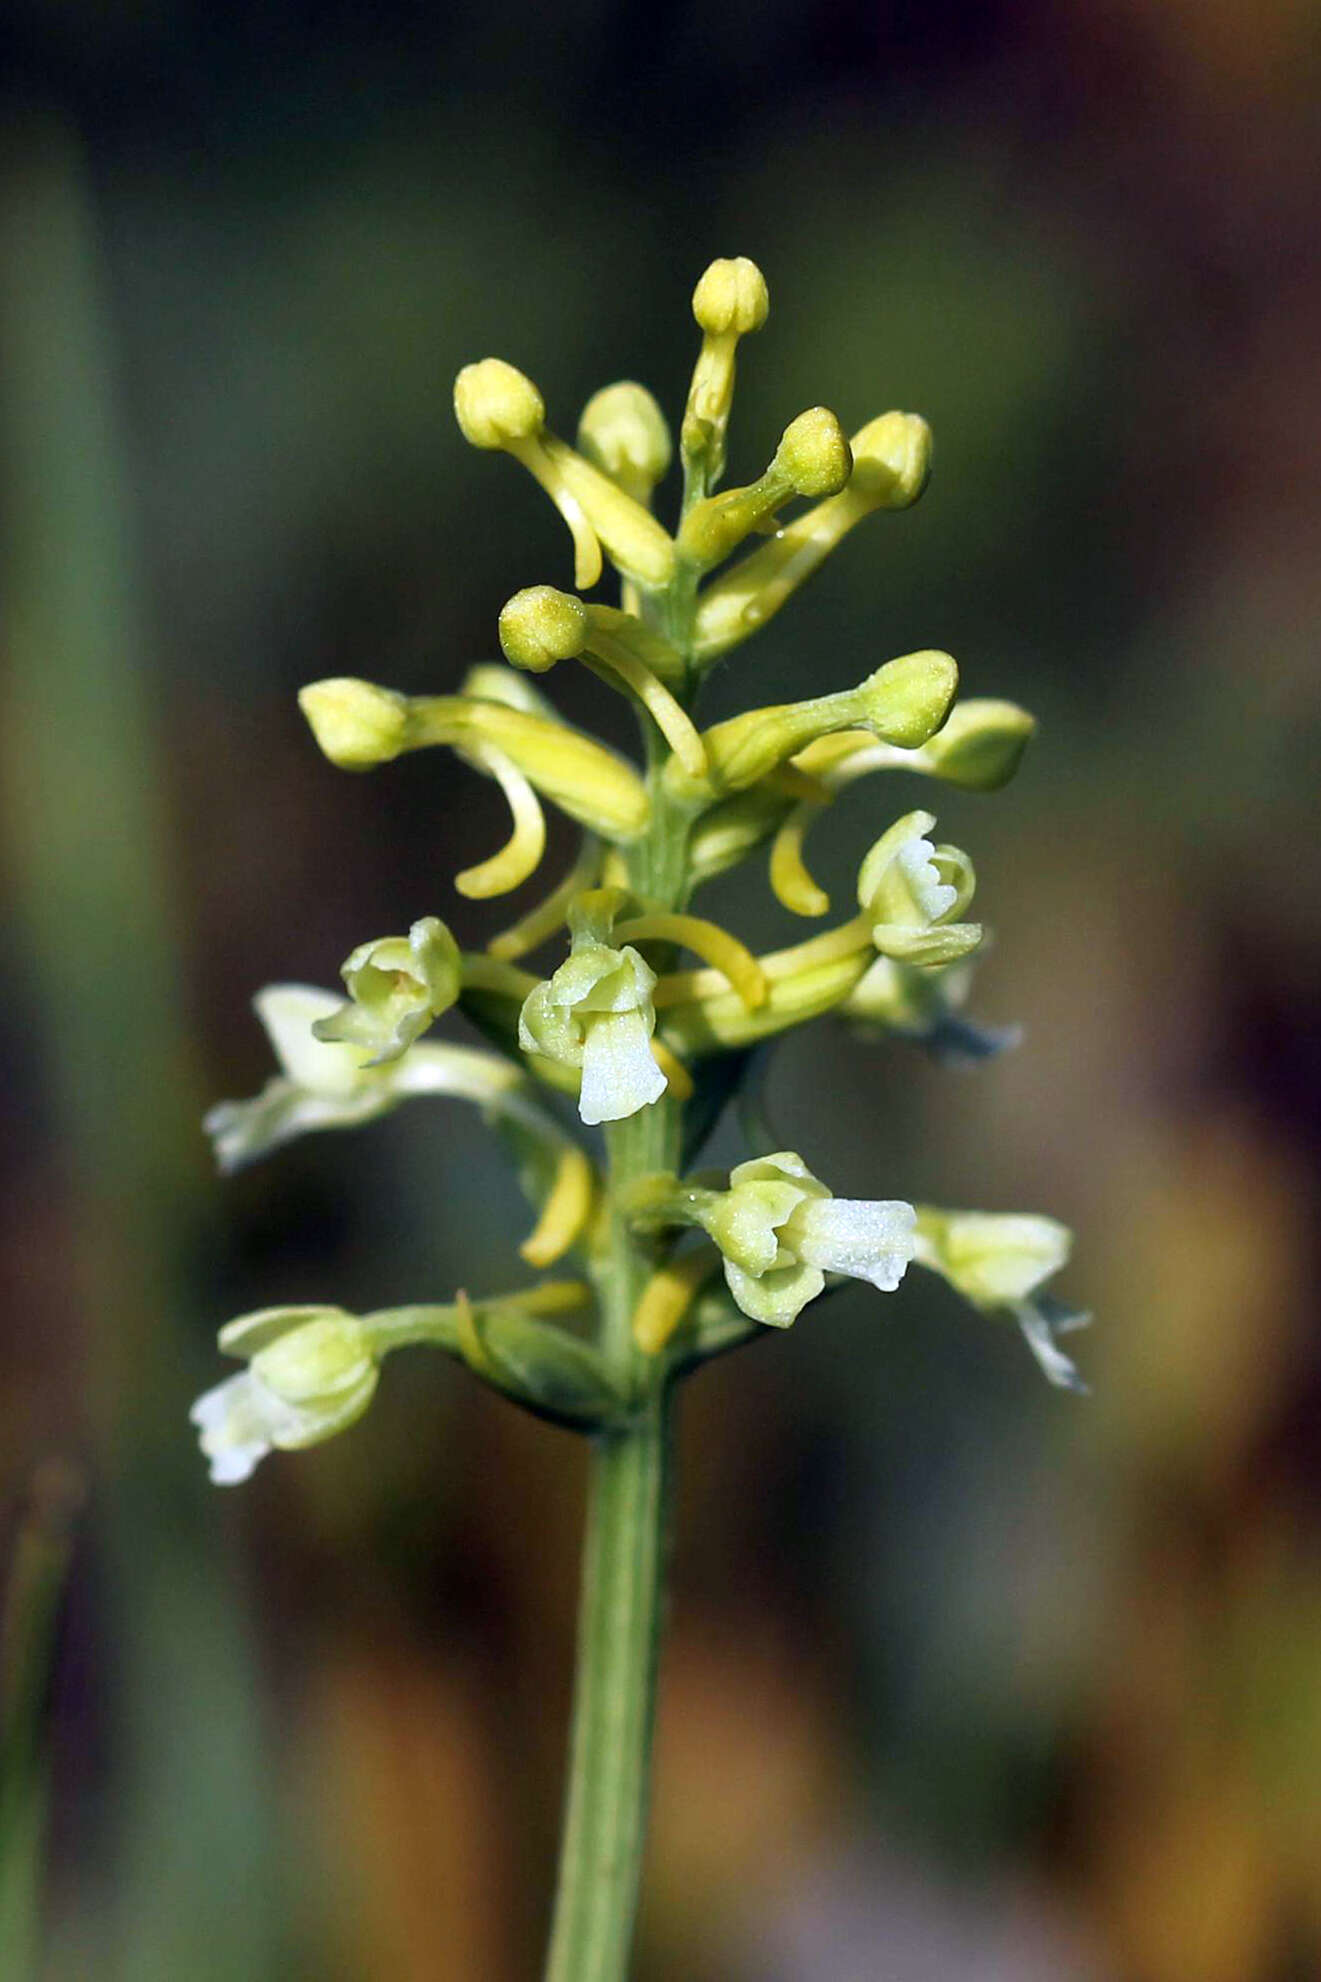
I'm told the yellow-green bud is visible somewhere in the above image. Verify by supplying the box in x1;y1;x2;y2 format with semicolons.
677;651;958;798
299;678;410;769
499;585;590;672
679;407;854;568
773;406;852;498
453;358;546;448
849;411;932;509
683;258;770;486
690;413;934;662
914;699;1036;791
577;381;672;502
857;650;959;749
692;257;769;336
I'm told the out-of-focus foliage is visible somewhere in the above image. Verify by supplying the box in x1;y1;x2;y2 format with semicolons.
2;1;1319;1976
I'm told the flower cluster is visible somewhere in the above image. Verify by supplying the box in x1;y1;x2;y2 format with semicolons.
193;254;1086;1485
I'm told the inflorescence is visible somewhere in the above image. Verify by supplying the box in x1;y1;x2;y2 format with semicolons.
193;256;1086;1486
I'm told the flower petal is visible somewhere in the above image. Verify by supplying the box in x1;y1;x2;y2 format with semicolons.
204;1077;396;1174
1014;1298;1090;1394
723;1257;824;1328
255;985;382;1097
577;1008;667;1125
789;1197;917;1291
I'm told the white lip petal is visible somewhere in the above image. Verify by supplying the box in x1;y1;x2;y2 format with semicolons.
204;1077;395;1173
577;1009;667;1125
896;839;957;921
790;1197;917;1291
190;1370;309;1484
205;1441;268;1486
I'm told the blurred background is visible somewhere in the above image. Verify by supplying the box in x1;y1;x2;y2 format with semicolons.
2;2;1320;1976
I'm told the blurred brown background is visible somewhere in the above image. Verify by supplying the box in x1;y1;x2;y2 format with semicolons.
2;2;1320;1976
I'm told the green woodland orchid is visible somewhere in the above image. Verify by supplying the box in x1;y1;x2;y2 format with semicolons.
196;255;1087;1982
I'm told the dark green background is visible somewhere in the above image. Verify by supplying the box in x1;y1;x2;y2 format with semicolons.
2;2;1320;1975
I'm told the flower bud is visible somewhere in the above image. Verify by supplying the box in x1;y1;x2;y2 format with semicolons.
855;650;959;749
679;408;852;569
911;699;1036;791
773;406;852;498
499;585;590;673
453;358;546;448
298;678;410;770
848;411;932;509
312;916;462;1065
691;411;933;663
675;651;957;798
499;590;704;774
683;257;770;485
692;257;769;336
577;381;672;503
454;363;675;591
192;1306;379;1484
302;679;649;841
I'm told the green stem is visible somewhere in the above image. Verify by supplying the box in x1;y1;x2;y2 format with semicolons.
544;1092;681;1980
544;1392;671;1982
544;569;695;1980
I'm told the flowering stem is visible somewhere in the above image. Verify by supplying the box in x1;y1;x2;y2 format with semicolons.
544;599;695;1980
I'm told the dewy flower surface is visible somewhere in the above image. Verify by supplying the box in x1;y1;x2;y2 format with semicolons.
195;253;1087;1982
